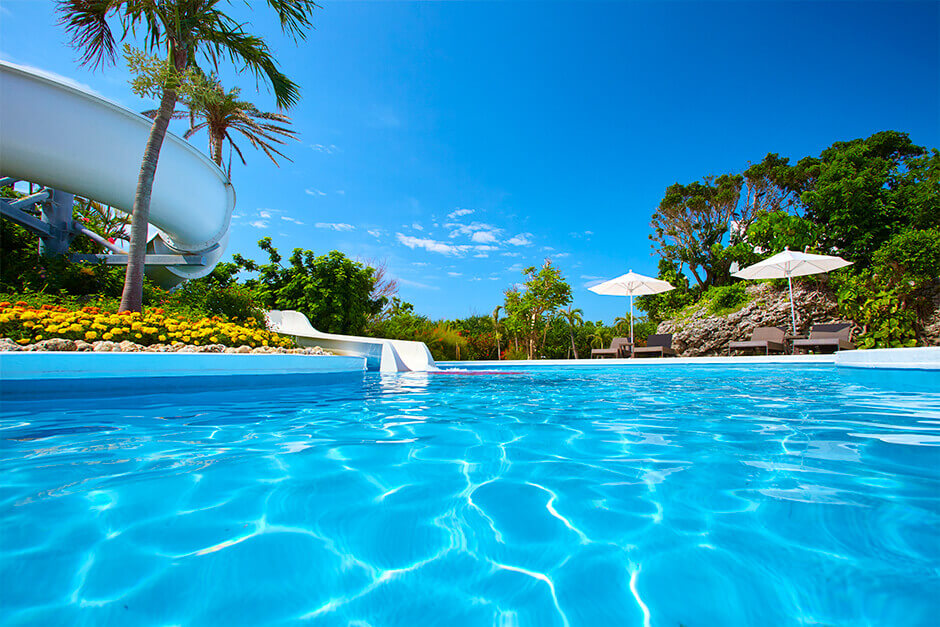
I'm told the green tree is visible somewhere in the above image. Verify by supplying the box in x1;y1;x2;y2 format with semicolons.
745;210;822;255
635;258;694;323
235;238;383;335
801;131;934;265
503;260;573;359
650;173;745;288
182;76;297;176
58;0;318;312
560;306;583;359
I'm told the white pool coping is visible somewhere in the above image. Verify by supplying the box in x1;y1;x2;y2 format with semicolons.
439;347;940;371
834;346;940;371
0;351;367;381
439;354;837;368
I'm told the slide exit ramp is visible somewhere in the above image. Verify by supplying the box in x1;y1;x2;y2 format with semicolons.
0;61;235;288
267;310;437;373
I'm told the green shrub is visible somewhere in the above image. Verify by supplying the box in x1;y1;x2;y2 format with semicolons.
703;283;750;315
835;272;918;349
872;228;940;286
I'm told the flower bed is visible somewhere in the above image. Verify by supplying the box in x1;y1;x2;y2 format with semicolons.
0;301;294;349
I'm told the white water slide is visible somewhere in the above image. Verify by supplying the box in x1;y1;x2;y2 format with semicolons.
0;61;234;287
267;310;437;372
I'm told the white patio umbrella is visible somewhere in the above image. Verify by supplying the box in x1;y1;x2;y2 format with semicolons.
588;270;674;345
732;247;853;334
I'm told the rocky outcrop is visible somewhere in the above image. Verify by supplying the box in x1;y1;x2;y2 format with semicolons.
922;286;940;347
0;338;333;355
656;282;843;357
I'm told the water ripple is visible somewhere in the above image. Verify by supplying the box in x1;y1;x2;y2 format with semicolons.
0;365;938;626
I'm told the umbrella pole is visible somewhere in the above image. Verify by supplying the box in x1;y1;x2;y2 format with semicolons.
787;274;796;334
630;295;634;346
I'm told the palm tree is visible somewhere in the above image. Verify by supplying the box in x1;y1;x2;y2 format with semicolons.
151;78;298;177
561;306;583;359
613;315;631;336
588;327;610;350
57;0;317;312
491;305;502;360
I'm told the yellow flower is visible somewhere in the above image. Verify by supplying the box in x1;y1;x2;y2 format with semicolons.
134;333;142;339
85;331;97;340
16;338;29;345
158;334;167;342
102;333;113;340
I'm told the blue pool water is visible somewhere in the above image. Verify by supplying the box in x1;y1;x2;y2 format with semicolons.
1;365;938;626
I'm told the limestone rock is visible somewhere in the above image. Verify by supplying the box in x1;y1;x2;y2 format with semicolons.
0;338;23;352
28;338;77;352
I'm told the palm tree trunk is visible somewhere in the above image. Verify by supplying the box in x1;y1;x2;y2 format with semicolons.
569;328;579;359
211;134;224;167
120;47;185;312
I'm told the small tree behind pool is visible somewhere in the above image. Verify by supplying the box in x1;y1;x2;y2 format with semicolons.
234;238;384;336
502;260;573;360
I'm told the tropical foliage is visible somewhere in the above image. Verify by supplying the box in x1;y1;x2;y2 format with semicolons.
639;130;939;348
57;0;318;311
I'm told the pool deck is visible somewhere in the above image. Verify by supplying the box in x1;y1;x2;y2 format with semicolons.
440;346;940;371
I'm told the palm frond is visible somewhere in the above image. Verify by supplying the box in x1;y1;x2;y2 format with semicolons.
56;0;121;68
262;0;321;40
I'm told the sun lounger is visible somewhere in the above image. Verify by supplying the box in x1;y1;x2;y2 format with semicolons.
728;326;787;356
591;337;632;359
792;323;855;354
632;334;676;358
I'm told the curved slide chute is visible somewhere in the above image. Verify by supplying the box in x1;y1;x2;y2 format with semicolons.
0;61;235;287
267;310;437;372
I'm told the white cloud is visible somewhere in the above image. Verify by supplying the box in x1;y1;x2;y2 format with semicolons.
315;222;355;231
411;223;424;231
367;229;382;238
447;208;474;219
259;210;272;219
310;143;338;154
581;275;605;280
470;277;482;282
412;262;429;267
447;272;462;277
447;221;501;241
281;216;303;224
501;252;522;257
396;233;470;256
232;213;244;220
336;190;345;195
488;276;501;281
471;230;499;244
552;252;570;258
506;233;533;246
305;188;327;196
474;245;498;252
506;263;525;273
249;220;269;229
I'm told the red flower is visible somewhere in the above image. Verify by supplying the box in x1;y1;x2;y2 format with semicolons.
81;217;89;223
107;237;116;244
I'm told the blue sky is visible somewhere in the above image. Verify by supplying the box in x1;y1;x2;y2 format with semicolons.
1;1;937;322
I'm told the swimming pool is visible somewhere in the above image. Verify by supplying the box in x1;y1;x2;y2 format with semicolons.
1;364;938;625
